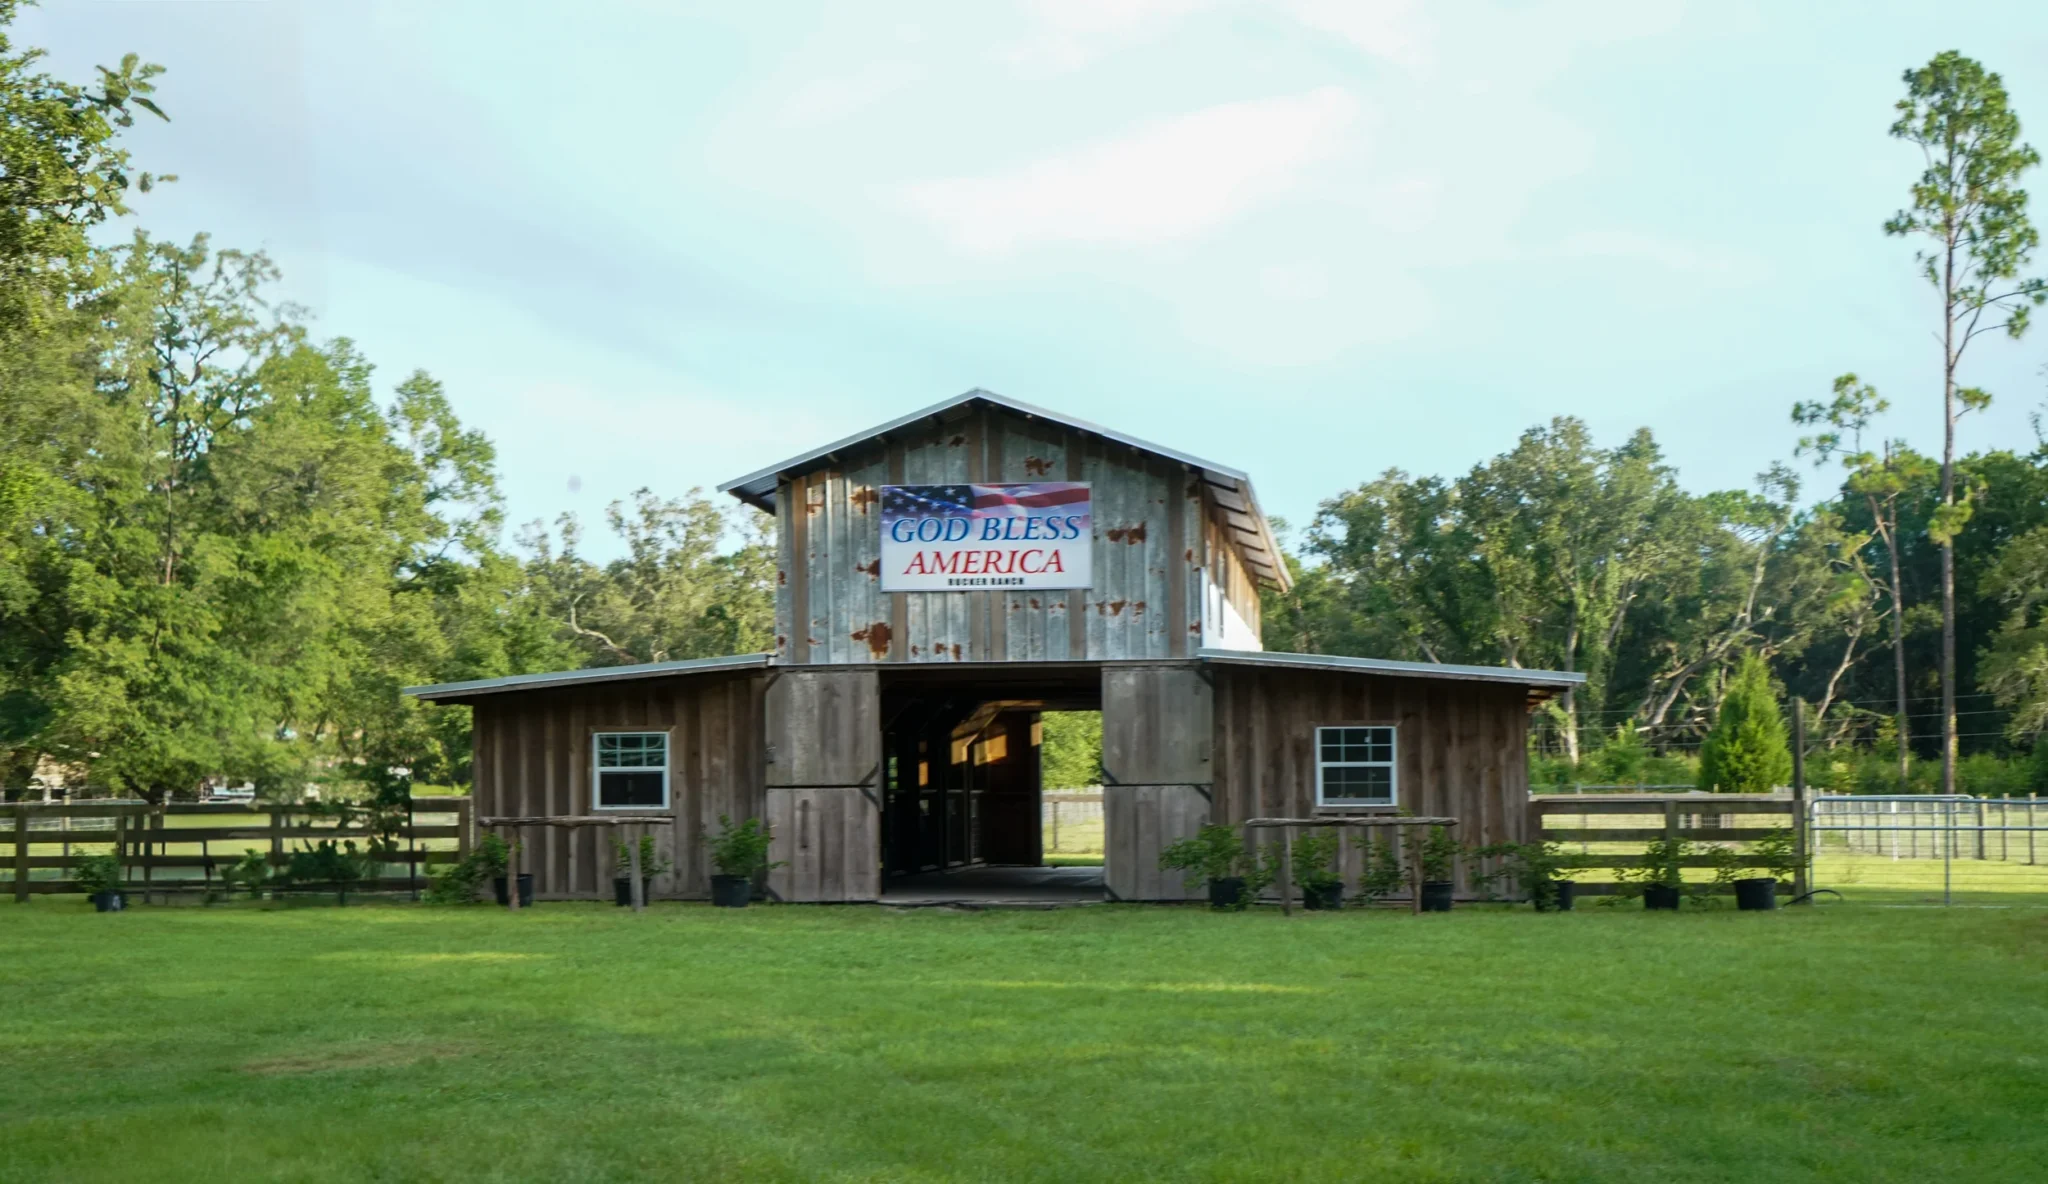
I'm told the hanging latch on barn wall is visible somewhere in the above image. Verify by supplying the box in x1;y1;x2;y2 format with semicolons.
799;799;811;851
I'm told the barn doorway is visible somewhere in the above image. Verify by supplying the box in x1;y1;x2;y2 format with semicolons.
876;664;1103;904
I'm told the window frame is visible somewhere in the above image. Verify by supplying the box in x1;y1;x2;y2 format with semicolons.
1314;722;1399;810
591;729;672;812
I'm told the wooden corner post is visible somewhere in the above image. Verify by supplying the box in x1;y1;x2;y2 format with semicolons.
1791;696;1809;904
12;805;28;903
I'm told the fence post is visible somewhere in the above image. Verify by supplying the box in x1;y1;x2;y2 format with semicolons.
1278;824;1295;918
456;798;473;865
2031;793;2038;867
1791;700;1808;904
2001;794;2010;862
1943;798;1953;907
12;805;27;903
268;806;284;880
1974;798;1985;861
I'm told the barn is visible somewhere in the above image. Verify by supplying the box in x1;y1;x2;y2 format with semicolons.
407;389;1583;902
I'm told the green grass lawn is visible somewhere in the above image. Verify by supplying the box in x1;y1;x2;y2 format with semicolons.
4;899;2047;1183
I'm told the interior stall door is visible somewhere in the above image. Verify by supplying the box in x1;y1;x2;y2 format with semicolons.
1101;665;1213;901
764;669;880;901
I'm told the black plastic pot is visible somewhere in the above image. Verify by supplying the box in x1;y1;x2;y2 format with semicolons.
89;891;125;913
492;873;534;908
1734;877;1778;911
1420;881;1455;912
1301;881;1344;911
612;877;656;907
1535;879;1576;912
1643;883;1681;911
710;874;752;908
1207;876;1246;909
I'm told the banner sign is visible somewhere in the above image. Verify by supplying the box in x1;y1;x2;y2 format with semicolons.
880;483;1092;592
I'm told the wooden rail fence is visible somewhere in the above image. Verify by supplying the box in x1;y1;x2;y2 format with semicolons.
1530;794;1806;897
8;797;471;900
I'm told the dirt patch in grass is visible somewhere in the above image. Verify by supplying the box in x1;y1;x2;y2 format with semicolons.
240;1041;472;1076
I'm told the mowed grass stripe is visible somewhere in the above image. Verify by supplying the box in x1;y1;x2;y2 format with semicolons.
2;901;2045;1183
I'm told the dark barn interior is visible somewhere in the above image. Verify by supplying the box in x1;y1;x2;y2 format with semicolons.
878;664;1102;900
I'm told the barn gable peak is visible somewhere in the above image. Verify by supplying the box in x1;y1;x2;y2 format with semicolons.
717;388;1288;591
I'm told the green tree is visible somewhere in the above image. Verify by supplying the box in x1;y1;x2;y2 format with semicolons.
1697;653;1792;794
519;488;775;667
1793;376;1936;788
1885;51;2046;794
1039;711;1102;790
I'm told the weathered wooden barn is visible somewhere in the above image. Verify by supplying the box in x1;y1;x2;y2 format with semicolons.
408;390;1582;902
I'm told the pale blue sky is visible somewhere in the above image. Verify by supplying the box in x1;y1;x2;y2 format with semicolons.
24;0;2048;554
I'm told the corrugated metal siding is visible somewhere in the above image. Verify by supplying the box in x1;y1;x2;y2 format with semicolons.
774;403;1218;663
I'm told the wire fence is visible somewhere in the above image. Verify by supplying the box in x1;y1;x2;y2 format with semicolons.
1808;793;2048;906
1042;792;1103;856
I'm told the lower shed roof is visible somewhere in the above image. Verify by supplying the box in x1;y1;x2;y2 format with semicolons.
405;650;1584;706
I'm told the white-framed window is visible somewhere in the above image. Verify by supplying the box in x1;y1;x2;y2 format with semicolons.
1315;725;1397;808
594;731;669;810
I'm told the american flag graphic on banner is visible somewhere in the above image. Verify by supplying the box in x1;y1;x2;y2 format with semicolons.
879;483;1092;592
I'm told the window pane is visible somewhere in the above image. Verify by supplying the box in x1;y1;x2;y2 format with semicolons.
598;770;665;808
1322;765;1392;803
597;732;666;768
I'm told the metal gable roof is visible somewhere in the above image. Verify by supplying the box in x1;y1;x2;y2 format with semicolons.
715;388;1292;591
403;653;772;703
1195;648;1585;701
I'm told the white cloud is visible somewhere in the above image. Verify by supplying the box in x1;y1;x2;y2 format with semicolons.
779;61;923;127
1004;0;1216;72
1281;0;1432;69
897;86;1363;253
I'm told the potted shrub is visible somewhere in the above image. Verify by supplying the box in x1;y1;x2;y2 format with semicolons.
1292;829;1345;911
1476;841;1579;912
476;833;531;907
1737;826;1797;911
613;834;673;906
74;852;124;912
1409;825;1461;912
706;815;778;908
1629;836;1688;910
1159;823;1266;909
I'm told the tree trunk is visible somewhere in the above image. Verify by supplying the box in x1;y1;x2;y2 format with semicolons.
1938;215;1959;799
1885;500;1910;793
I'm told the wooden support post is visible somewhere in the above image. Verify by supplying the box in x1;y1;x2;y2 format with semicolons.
455;797;473;865
1276;825;1294;918
12;805;28;903
268;807;284;882
2030;794;2038;867
1408;829;1423;915
145;807;161;903
628;826;645;914
506;825;521;912
1791;699;1808;903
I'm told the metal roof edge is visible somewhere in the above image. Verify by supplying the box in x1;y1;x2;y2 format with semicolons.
1195;648;1585;687
716;388;1254;501
404;653;772;702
